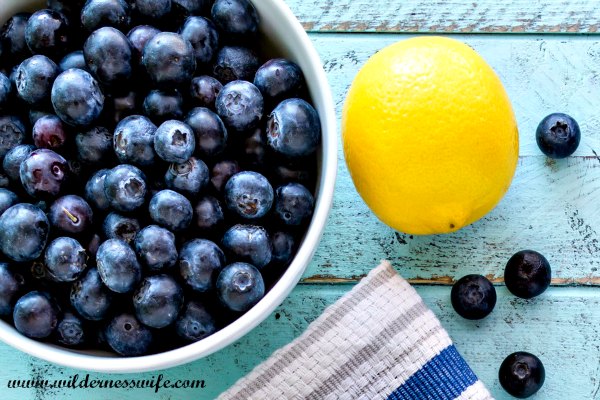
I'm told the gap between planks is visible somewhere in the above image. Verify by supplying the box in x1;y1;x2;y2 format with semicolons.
300;275;600;286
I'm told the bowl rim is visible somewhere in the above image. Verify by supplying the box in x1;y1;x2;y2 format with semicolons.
0;0;338;373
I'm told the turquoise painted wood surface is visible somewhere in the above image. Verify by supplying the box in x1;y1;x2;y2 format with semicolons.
2;1;600;399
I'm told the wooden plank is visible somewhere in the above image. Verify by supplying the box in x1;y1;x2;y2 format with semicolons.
2;284;598;399
311;34;600;157
288;0;600;34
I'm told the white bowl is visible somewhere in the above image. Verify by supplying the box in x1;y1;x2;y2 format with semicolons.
0;0;337;373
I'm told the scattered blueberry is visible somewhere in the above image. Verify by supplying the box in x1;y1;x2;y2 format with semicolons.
25;9;70;58
141;32;196;87
165;157;209;196
189;75;223;109
45;237;87;282
254;58;304;103
504;250;551;299
185;107;228;157
134;225;178;271
451;274;496;320
216;80;263;132
143;90;184;124
83;27;133;86
149;189;193;231
274;182;314;226
103;212;140;243
0;263;26;317
104;164;147;212
153;120;195;163
76;126;113;164
96;238;141;293
59;50;88;72
81;0;131;33
51;68;105;127
55;311;86;347
113;115;157;166
180;16;219;67
133;274;183;328
0;189;18;216
32;114;68;150
267;98;320;157
179;239;225;292
0;115;26;158
213;46;259;84
48;194;94;234
13;291;59;339
20;149;68;198
16;55;59;105
225;171;273;219
211;0;259;40
536;113;581;159
127;25;160;65
70;267;113;320
105;313;152;356
499;352;545;398
175;300;216;342
216;262;264;312
194;195;225;232
211;159;240;193
84;169;111;210
222;224;272;269
271;231;295;265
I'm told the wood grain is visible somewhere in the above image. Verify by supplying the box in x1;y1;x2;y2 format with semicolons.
3;285;598;399
287;0;600;34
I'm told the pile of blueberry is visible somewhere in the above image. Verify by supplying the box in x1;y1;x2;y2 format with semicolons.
0;0;321;356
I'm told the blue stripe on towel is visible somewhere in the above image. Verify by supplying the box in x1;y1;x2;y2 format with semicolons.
387;345;478;400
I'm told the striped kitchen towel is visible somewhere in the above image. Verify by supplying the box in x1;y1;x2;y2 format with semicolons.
218;261;493;400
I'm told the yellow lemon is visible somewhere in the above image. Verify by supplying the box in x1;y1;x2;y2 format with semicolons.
342;36;519;235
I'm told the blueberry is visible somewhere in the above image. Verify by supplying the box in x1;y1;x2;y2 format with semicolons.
143;90;184;124
105;313;152;356
105;90;140;128
225;171;273;219
211;160;240;193
0;115;26;158
213;46;259;84
267;98;320;157
96;239;141;293
32;114;68;150
185;107;228;157
47;0;86;20
13;291;59;339
149;189;193;231
0;205;47;262
29;109;52;126
175;300;216;342
133;274;183;328
536;113;580;159
51;68;105;127
216;262;264;312
4;144;34;182
103;212;140;243
190;75;222;110
70;267;113;320
153;120;195;163
76;126;113;164
104;164;147;212
16;55;60;105
113;115;157;166
25;9;70;58
49;195;94;234
0;72;12;110
45;237;87;282
0;189;18;217
127;25;160;65
194;195;225;232
134;225;178;271
81;0;131;33
55;311;86;347
84;169;110;210
450;274;496;320
254;59;304;103
20;149;68;198
240;127;267;170
1;13;32;64
274;183;314;226
83;27;133;86
504;250;551;299
0;263;26;316
172;0;209;16
180;17;219;67
271;231;295;265
216;80;263;132
222;224;272;269
211;0;259;40
59;50;88;72
141;32;195;87
132;0;171;21
165;157;209;196
272;163;314;187
179;239;225;292
499;352;545;398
